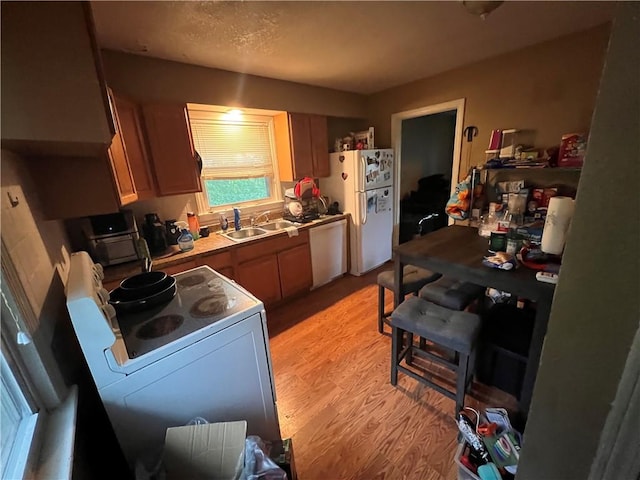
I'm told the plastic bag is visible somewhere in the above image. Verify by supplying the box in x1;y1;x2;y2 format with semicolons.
445;176;471;220
240;436;287;480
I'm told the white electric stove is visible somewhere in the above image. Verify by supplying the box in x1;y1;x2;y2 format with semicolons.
65;251;281;469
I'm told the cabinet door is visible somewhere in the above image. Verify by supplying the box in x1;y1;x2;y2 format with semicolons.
236;255;282;305
107;90;137;205
309;114;330;177
1;2;113;156
142;104;202;196
278;243;312;299
288;113;314;179
113;94;156;200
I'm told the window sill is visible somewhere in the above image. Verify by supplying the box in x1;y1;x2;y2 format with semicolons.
34;385;78;480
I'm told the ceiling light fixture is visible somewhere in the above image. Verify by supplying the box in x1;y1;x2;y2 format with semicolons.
462;1;504;20
223;109;243;121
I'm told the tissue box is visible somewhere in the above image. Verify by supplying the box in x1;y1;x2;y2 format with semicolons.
163;421;247;480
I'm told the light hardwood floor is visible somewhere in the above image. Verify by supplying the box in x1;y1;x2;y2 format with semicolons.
267;262;518;480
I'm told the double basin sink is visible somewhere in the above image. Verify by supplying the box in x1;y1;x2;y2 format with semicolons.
221;220;297;242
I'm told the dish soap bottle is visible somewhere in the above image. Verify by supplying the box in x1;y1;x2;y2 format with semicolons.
177;222;194;252
233;207;241;231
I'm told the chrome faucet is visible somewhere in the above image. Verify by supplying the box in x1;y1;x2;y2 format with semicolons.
250;211;270;226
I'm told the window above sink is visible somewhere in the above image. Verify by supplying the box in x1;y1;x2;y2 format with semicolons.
188;104;286;221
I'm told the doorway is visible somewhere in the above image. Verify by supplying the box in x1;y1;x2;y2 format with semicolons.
391;99;465;245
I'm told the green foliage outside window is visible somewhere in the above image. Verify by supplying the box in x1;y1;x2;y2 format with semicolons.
205;178;270;207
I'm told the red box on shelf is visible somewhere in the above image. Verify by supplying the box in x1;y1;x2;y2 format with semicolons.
558;133;587;167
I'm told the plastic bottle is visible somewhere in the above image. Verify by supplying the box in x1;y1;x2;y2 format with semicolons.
219;212;229;231
187;212;200;240
233;207;241;231
177;226;194;252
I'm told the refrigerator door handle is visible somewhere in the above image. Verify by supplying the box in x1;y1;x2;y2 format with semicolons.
360;156;367;191
361;192;367;225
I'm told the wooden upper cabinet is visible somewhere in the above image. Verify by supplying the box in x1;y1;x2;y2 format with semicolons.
112;94;156;200
287;113;314;179
0;2;114;157
107;90;137;205
275;112;330;181
142;104;202;196
309;114;330;177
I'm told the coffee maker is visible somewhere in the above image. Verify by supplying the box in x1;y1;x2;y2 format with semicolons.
142;213;168;255
165;219;181;245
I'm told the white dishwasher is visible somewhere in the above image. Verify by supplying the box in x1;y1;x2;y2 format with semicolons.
309;218;348;289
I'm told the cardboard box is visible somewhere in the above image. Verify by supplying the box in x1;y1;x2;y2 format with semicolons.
164;421;247;480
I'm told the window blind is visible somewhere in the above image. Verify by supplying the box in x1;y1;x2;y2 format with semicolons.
190;115;274;179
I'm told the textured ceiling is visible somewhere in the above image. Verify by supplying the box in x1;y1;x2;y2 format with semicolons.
91;1;615;95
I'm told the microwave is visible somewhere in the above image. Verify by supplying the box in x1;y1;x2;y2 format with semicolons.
82;210;141;266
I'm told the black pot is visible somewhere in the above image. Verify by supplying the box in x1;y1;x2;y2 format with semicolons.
119;271;168;297
109;276;177;313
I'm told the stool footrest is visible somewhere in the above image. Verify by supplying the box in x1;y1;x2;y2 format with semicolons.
396;364;457;402
411;345;458;372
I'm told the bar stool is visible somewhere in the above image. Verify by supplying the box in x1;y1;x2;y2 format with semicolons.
377;266;441;334
390;295;482;413
418;277;486;311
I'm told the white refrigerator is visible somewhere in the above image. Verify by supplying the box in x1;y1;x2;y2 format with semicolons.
321;149;394;276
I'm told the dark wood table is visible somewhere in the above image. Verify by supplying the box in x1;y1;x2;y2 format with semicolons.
393;225;555;416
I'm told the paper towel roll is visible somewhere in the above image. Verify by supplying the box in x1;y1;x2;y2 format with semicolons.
541;196;575;255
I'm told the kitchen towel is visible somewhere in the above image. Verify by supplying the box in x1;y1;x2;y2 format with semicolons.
541;196;575;255
284;226;299;238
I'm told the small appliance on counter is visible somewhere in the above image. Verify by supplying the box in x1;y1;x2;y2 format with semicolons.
142;213;168;255
165;220;181;245
81;209;141;266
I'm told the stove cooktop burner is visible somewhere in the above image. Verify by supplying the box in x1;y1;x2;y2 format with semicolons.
190;293;228;318
178;274;206;288
117;266;258;359
136;315;184;339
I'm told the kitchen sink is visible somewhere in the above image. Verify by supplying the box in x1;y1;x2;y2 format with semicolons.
259;220;296;231
222;227;267;241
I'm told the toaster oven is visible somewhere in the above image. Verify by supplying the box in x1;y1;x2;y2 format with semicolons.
82;210;141;266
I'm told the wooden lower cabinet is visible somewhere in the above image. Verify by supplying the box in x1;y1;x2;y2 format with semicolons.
235;230;312;306
236;255;282;305
195;251;234;280
105;228;315;307
278;243;312;298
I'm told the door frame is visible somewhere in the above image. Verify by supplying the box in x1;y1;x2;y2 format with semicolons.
390;98;465;245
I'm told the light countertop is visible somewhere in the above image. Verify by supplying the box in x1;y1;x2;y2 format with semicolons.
103;214;349;284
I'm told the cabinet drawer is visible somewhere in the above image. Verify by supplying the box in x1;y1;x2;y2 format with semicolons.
235;230;308;263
